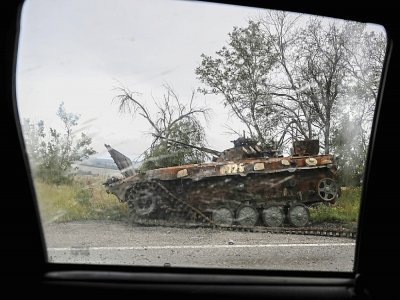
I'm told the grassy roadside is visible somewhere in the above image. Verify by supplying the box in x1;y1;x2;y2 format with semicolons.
34;176;128;224
35;175;361;226
309;187;361;224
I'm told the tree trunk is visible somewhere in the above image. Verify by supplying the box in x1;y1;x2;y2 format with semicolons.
324;118;330;154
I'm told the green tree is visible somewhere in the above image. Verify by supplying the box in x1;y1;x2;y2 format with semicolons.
114;85;210;171
23;102;96;184
329;30;386;186
196;21;279;146
23;119;46;163
197;12;385;188
331;115;366;186
259;13;362;154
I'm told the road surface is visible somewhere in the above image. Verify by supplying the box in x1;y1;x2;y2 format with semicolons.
43;220;355;272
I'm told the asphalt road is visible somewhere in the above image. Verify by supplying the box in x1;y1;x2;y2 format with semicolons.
43;220;355;272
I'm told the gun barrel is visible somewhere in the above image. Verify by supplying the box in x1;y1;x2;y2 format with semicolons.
154;135;221;157
105;144;135;177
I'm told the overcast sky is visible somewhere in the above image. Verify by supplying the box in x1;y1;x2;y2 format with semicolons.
16;0;383;160
17;0;270;159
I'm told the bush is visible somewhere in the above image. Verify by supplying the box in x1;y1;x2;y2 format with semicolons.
309;187;361;224
23;103;96;185
75;188;92;206
34;176;128;223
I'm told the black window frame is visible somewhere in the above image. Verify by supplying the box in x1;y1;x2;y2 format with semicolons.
1;0;398;298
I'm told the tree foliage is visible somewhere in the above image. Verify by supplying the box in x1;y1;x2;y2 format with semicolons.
197;12;385;186
331;115;366;186
288;18;352;154
114;85;210;171
23;102;96;184
196;21;279;146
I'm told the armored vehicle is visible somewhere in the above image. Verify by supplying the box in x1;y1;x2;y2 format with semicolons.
104;137;339;228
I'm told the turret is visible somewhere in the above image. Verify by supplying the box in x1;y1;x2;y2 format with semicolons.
154;135;279;162
153;135;222;158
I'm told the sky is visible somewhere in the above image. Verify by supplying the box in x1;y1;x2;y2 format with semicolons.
17;0;267;159
16;0;384;160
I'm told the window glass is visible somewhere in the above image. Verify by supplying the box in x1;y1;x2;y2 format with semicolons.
17;0;386;271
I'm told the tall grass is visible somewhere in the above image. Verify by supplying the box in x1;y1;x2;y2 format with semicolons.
309;187;361;224
34;176;128;224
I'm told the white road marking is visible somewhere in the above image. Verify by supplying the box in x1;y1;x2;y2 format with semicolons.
48;243;355;252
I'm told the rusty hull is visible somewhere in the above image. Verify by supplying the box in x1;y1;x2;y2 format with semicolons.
106;154;336;206
143;154;335;181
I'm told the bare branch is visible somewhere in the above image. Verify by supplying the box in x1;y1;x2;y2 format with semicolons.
113;85;211;170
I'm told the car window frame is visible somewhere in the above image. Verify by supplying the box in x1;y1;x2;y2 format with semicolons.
2;0;398;298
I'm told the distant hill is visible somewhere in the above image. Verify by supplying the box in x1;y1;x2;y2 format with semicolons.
79;158;119;170
72;157;142;176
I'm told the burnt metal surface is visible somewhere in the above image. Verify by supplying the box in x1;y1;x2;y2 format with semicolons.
293;140;320;156
104;138;340;230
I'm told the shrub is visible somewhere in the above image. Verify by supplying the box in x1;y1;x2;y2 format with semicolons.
34;177;128;223
309;187;361;223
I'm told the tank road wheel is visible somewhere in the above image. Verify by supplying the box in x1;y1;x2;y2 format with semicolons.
288;204;310;227
212;207;234;226
127;186;159;216
317;178;338;202
236;205;258;227
262;206;284;227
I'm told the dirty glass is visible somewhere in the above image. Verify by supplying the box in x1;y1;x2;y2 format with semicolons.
16;0;386;271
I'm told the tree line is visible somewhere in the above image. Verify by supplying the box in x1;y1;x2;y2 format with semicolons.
23;12;385;187
116;12;385;186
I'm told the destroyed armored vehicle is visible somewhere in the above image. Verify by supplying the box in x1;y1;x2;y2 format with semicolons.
104;137;339;228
